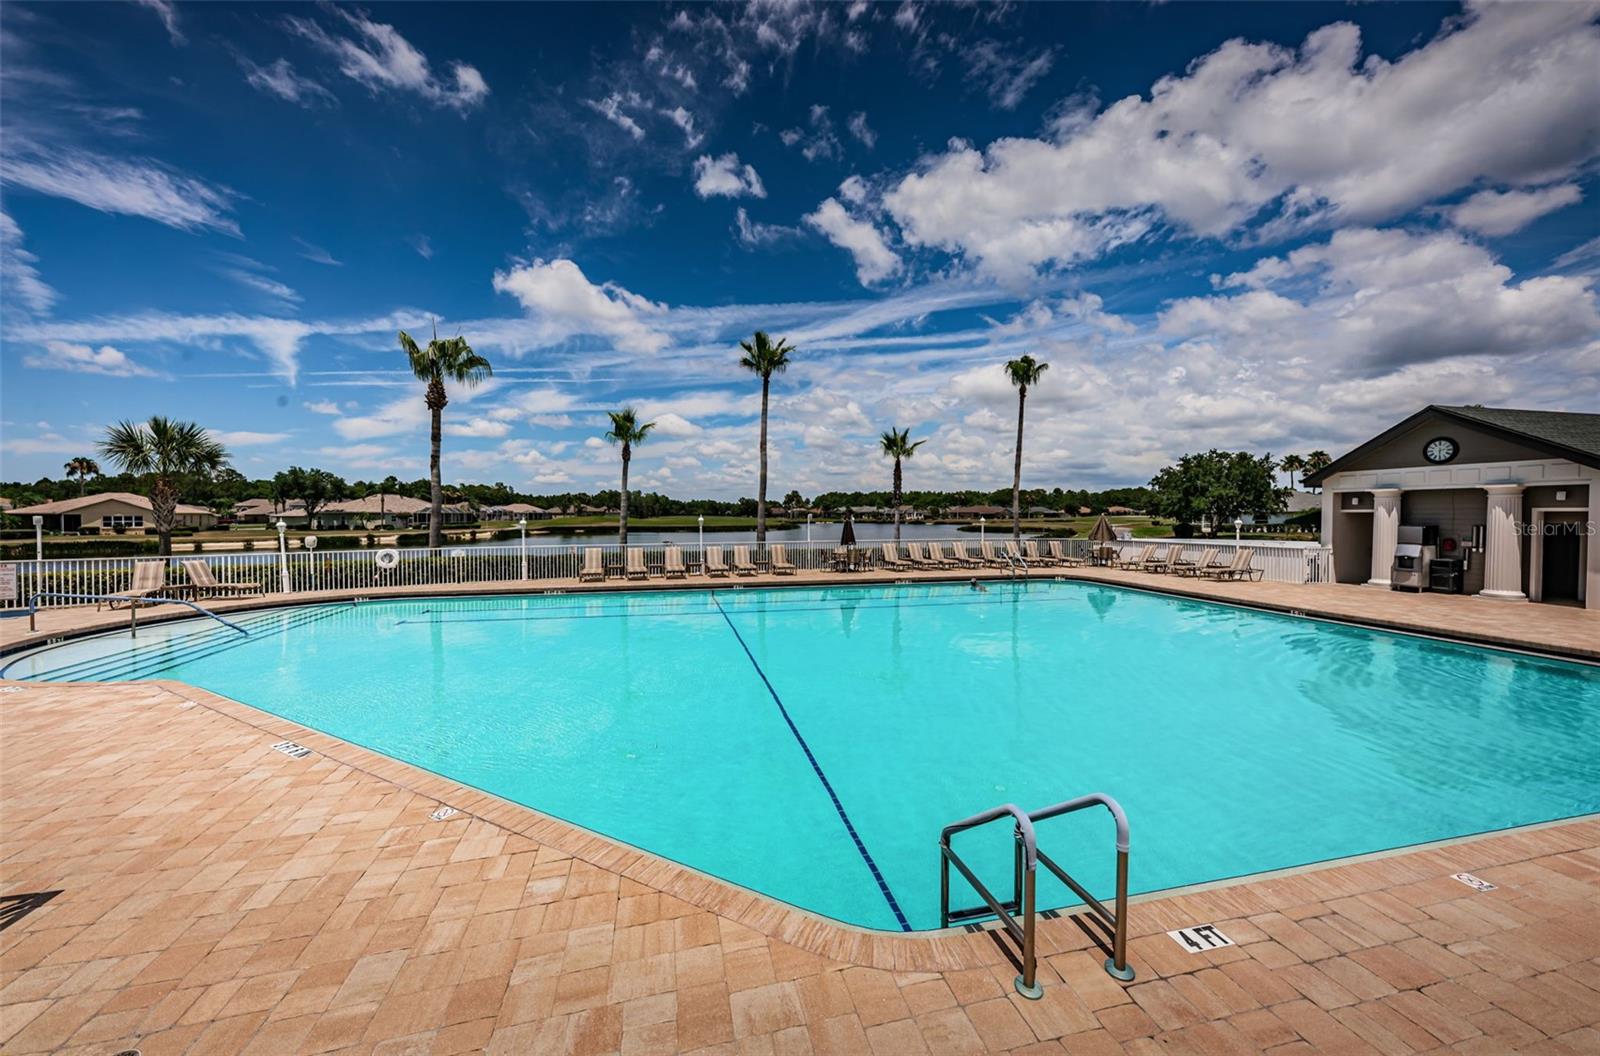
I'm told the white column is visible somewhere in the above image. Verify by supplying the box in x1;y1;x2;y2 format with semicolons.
1367;488;1402;587
1479;484;1527;601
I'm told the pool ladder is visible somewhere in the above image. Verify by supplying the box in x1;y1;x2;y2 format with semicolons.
940;793;1134;999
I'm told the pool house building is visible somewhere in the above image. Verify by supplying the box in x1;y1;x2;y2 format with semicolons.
1305;405;1599;609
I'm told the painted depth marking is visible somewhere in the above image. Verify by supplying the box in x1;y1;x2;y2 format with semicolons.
1168;924;1234;952
430;806;459;821
1452;872;1497;892
271;741;312;759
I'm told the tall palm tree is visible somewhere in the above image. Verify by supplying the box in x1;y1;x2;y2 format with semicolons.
1280;453;1307;491
400;326;492;548
878;427;925;543
99;417;228;556
1304;450;1332;490
738;331;794;543
1003;354;1048;541
604;408;655;544
63;456;100;496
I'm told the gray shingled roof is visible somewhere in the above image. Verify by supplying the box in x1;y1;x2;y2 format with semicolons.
1436;406;1600;459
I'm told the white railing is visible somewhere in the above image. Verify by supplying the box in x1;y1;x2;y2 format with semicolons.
1102;539;1334;584
1;535;1332;610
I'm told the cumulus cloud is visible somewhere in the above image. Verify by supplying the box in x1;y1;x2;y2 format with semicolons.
804;198;902;286
287;8;489;111
303;399;342;415
1448;183;1583;237
213;430;290;446
883;3;1600;280
692;152;766;198
241;57;338;107
23;340;160;378
492;258;671;353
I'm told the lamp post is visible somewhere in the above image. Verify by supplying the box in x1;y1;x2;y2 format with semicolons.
1233;517;1243;543
32;515;43;562
276;519;290;593
518;518;528;580
979;515;986;546
697;513;704;554
806;512;812;544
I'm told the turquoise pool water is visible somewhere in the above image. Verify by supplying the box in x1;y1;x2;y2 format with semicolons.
6;581;1598;931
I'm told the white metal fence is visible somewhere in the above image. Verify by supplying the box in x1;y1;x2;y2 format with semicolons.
1;536;1333;610
1102;539;1334;585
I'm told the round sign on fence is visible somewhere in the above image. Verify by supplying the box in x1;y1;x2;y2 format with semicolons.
304;535;318;550
374;548;400;569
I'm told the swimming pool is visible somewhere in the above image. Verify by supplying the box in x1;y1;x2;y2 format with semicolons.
6;581;1598;931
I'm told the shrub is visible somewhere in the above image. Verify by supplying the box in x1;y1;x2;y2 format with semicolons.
243;539;255;552
1171;523;1196;538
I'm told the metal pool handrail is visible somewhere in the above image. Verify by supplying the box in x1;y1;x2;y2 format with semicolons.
24;591;249;637
940;793;1134;999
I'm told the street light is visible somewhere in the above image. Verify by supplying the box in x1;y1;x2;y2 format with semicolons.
32;515;43;562
276;519;290;593
518;517;528;580
979;515;986;546
1233;517;1243;543
806;512;812;543
697;514;705;557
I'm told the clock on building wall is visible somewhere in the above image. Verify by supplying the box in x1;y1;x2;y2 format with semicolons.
1424;437;1459;464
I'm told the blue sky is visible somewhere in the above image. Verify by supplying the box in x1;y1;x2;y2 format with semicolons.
2;1;1596;497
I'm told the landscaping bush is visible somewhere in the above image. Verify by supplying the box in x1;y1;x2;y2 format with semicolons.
1171;522;1196;538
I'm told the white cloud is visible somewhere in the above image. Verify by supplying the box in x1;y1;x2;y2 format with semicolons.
647;412;700;438
663;105;703;148
287;9;489;111
23;341;160;378
884;3;1600;280
293;237;342;266
960;41;1055;110
847;111;877;149
409;234;433;259
692;152;766;198
213;430;290;446
780;105;842;162
445;417;512;438
241;57;338;107
585;93;646;139
734;207;798;247
303;399;342;415
136;0;184;45
1448;183;1583;237
803;198;903;286
1;146;237;234
0;211;56;316
218;257;300;307
492;258;670;353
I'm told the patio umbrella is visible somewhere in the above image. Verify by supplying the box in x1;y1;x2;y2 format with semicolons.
839;513;856;547
1088;513;1117;563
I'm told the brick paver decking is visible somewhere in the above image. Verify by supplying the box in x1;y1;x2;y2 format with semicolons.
3;678;1597;1055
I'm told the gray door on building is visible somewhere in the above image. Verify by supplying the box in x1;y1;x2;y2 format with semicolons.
1541;518;1582;601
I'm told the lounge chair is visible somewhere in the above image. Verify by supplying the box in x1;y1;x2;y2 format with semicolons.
901;542;933;569
879;542;909;570
924;542;958;568
182;559;261;599
1203;547;1262;582
769;544;796;575
1050;540;1083;567
704;545;730;577
105;559;167;609
979;542;1010;568
948;541;983;568
663;546;687;578
578;548;605;582
1023;541;1057;567
732;545;758;576
624;548;648;580
1175;549;1225;578
1144;547;1187;574
1115;544;1155;570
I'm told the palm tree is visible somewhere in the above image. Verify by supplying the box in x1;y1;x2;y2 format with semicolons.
604;408;655;544
98;417;228;556
1280;453;1307;491
1002;354;1049;541
1304;450;1332;490
63;456;100;496
400;326;492;548
878;427;925;543
738;331;794;543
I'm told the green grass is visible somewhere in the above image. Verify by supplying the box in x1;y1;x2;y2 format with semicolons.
528;515;794;534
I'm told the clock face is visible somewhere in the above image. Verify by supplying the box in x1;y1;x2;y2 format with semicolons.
1424;437;1458;464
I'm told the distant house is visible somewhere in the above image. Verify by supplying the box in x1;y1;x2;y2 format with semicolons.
484;502;551;521
10;492;216;533
319;493;429;530
1026;506;1061;518
1106;505;1138;515
945;505;1008;520
1077;505;1093;515
233;498;310;526
1239;490;1323;527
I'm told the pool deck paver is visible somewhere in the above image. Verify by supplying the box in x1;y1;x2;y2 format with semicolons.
2;679;1599;1054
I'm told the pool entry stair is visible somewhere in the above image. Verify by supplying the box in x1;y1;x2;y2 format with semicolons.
940;792;1134;999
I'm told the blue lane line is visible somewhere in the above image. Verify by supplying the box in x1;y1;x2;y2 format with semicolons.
711;594;912;932
394;591;1059;626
